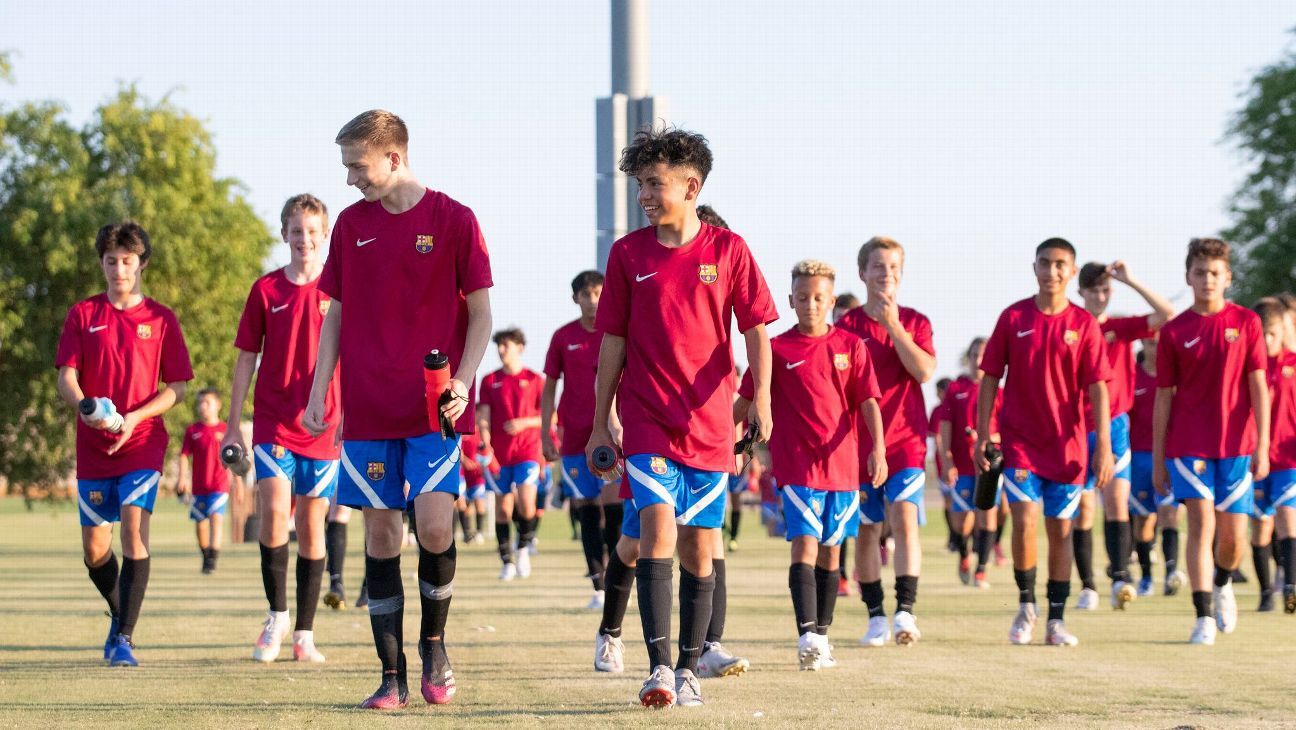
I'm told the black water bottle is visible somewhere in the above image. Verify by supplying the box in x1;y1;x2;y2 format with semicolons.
974;442;1004;511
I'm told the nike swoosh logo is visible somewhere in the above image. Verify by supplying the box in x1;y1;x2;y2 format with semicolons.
650;636;667;643
89;325;107;333
955;393;969;399
1134;388;1148;396
690;483;708;495
271;304;289;313
133;475;148;485
356;237;376;247
636;272;657;282
786;360;806;370
1016;329;1033;338
1184;337;1200;349
567;344;582;350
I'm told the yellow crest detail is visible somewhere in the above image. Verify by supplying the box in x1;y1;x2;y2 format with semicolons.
1014;469;1030;484
319;299;331;316
136;324;153;340
1283;366;1295;379
569;468;580;479
367;461;386;481
698;264;718;284
1193;460;1207;475
89;490;104;506
271;444;286;459
1224;328;1239;343
415;234;435;254
1063;330;1079;345
650;456;668;475
833;353;850;371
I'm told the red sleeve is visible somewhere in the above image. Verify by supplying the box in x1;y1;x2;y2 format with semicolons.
851;339;881;406
318;216;345;301
1156;330;1178;388
232;282;266;353
980;310;1010;379
543;329;564;381
594;243;630;337
1108;315;1154;343
180;425;194;456
935;403;951;424
730;238;779;333
54;305;83;369
737;368;754;401
533;372;544;411
1245;316;1267;374
911;312;935;356
160;309;195;384
455;205;493;295
1078;317;1111;387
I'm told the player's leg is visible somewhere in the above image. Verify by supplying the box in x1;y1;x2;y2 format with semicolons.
1039;480;1081;645
595;504;638;674
493;469;517;578
856;480;888;646
513;464;540;577
1251;512;1276;611
324;503;352;610
1132;512;1158;596
1002;468;1041;644
412;489;458;704
208;497;225;566
1102;476;1136;609
814;496;852;665
1210;457;1254;634
789;530;822;670
291;488;331;662
565;455;608;606
626;454;683;707
672;466;727;705
950;476;977;586
1275;503;1296;613
887;488;923;645
80;481;120;664
973;505;997;588
1073;486;1098;609
1159;498;1185;595
254;472;293;662
113;496;154;667
1128;451;1158;596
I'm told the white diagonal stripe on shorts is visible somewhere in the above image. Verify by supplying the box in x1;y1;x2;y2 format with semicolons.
825;493;859;546
1058;489;1082;520
307;461;339;498
340;449;385;508
1129;496;1150;517
209;493;229;512
1216;472;1252;512
892;472;924;503
1113;449;1131;475
782;486;824;536
1173;459;1213;501
121;472;159;506
78;495;106;526
1274;483;1296;508
678;474;728;525
254;445;290;481
950;489;973;513
419;448;461;497
627;460;676;508
1002;475;1032;503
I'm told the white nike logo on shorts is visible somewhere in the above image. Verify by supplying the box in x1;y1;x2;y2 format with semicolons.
636;272;657;282
357;237;376;247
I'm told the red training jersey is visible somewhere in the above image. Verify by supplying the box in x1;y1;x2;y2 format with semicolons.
182;422;230;495
1270;351;1296;471
544;320;601;456
478;368;544;466
980;298;1110;485
596;224;778;472
928;403;948;438
318;189;493;440
1157;303;1266;460
1084;315;1154;431
1129;364;1156;453
460;433;485;488
940;374;1001;477
55;295;194;479
233;269;341;459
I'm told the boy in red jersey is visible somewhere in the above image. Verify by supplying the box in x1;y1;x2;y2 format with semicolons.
736;259;886;670
977;237;1113;647
458;433;489;543
1127;338;1186;597
930;379;955;557
1073;261;1174;611
1249;298;1296;613
179;389;230;574
836;236;936;647
304;110;493;708
227;194;341;664
1153;238;1269;645
56;221;194;667
586;128;777;708
477;328;544;580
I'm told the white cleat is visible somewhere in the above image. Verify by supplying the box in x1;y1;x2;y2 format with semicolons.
586;590;605;611
1075;588;1099;610
292;630;326;663
594;632;625;673
1044;619;1079;647
1111;580;1136;610
797;632;822;671
1214;583;1238;634
696;642;749;678
498;562;517;581
819;639;838;669
893;611;921;646
528;538;539;556
252;611;290;662
1165;570;1187;596
516;548;532;578
1189;616;1217;645
860;615;891;647
1009;603;1037;645
471;532;486;545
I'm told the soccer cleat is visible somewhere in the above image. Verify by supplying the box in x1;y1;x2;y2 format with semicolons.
201;553;214;574
837;574;850;597
516;549;532;579
498;562;517;581
108;634;138;667
1258;590;1275;613
1075;588;1099;610
1214;583;1238;634
323;578;347;611
355;580;369;610
958;557;972;586
639;665;676;708
103;613;119;662
1165;570;1186;596
594;632;625;673
974;571;991;590
728;539;738;552
1136;577;1154;597
993;543;1007;567
252;611;291;662
1044;620;1079;647
861;615;891;647
1111;581;1136;610
674;668;703;707
1285;585;1296;614
1231;568;1248;584
292;630;326;663
419;638;456;705
697;642;749;678
586;590;605;611
1009;603;1037;645
471;532;486;545
1189;616;1216;645
819;640;838;669
797;632;822;671
360;673;409;710
893;611;921;646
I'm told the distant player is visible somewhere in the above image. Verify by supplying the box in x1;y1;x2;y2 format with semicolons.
831;292;860;591
930;377;954;554
56;221;194;667
587;128;777;708
837;236;936;647
1127;338;1185;597
226;194;341;664
178;389;230;574
1152;238;1268;645
459;433;489;543
304;110;493;707
323;502;354;610
1251;298;1296;612
736;258;885;670
977;237;1113;647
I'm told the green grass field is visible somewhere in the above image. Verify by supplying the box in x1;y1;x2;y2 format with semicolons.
0;495;1291;729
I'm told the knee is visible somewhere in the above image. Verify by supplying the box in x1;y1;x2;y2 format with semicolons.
418;520;453;553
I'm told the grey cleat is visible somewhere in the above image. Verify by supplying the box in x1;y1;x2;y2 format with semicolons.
674;668;703;707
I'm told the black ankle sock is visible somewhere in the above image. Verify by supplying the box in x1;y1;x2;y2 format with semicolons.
1214;566;1233;588
1046;580;1069;622
1253;543;1273;593
839;538;851;573
457;510;472;541
953;531;969;558
87;551;120;617
325;521;347;580
706;558;727;645
995;519;1006;545
600;552;636;638
1192;590;1213;618
636;558;674;668
260;542;289;612
475;509;487;535
1015;567;1037;605
729;508;742;541
294;556;325;631
1162;527;1180;574
577;505;606;590
1073;528;1095;590
814;566;839;635
495;522;512;563
860;579;884;617
895;575;918;615
365;554;404;673
1134;539;1153;580
789;563;817;636
974;528;992;571
601;502;623;555
418;543;456;641
518;515;538;549
117;556;150;637
1282;537;1296;587
1105;520;1132;582
675;566;715;673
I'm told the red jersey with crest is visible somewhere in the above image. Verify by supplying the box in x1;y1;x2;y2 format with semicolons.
234;269;341;459
928;403;948;438
55;295;194;479
739;326;878;491
182;422;230;495
1157;303;1266;459
1268;351;1296;470
478;368;544;466
544;319;602;456
940;374;1002;477
835;306;933;472
596;224;778;472
1084;315;1154;431
318;189;493;440
1129;364;1157;452
460;433;485;488
980;298;1110;485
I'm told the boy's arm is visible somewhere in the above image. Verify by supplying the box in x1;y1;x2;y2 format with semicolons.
109;381;186;456
445;289;492;424
860;399;888;486
223;350;257;451
475;403;492;453
585;333;626;465
540;378;559;461
177;453;191;495
1109;261;1174;329
938;420;957;486
733;395;751;426
304;301;341;438
1088;381;1114;488
875;301;935;383
974;375;1001;473
1152;387;1173;494
743;324;773;442
1250;370;1272;481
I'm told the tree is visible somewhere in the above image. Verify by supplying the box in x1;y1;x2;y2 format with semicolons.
0;84;274;494
1225;33;1296;305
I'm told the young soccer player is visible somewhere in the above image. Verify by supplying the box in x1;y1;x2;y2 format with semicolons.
977;237;1114;647
1073;261;1174;610
56;221;194;667
736;259;886;670
1128;339;1185;597
322;503;353;609
304;110;493;708
478;328;544;580
459;433;489;543
837;236;936;647
1152;238;1269;645
587;127;777;708
1252;298;1296;612
179;389;230;574
226;194;341;664
832;292;860;594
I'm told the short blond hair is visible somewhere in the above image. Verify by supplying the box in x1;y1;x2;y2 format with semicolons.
857;236;904;270
792;259;836;282
279;193;328;230
335;109;409;152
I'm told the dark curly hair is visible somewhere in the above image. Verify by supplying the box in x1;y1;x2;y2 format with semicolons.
618;127;713;183
95;221;151;263
1186;237;1230;271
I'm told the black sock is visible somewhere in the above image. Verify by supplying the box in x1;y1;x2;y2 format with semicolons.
1253;543;1274;594
635;558;673;669
1162;527;1180;575
495;522;512;563
418;543;456;641
365;554;404;674
325;521;347;582
475;509;487;536
974;528;992;571
1073;528;1095;590
1015;567;1037;605
600;552;635;637
676;567;715;674
117;557;150;638
789;563;817;636
706;558;727;645
814;566;839;635
295;556;325;631
260;542;289;612
1135;540;1154;580
577;505;606;590
1193;590;1213;618
601;502;623;555
1282;537;1296;588
568;502;579;537
952;531;969;558
208;548;219;566
1214;566;1233;588
895;575;918;615
1110;520;1132;583
86;551;120;617
839;538;851;573
860;579;884;617
1046;580;1069;622
995;519;1006;545
729;508;742;541
944;509;956;546
457;510;472;541
518;515;538;549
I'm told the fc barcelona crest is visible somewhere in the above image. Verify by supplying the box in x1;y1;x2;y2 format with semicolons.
89;490;104;506
569;468;580;479
1284;366;1295;379
415;235;435;254
1063;329;1079;345
698;264;718;284
319;299;331;316
367;461;386;481
271;444;286;459
1193;460;1207;475
136;324;153;340
650;456;668;475
1224;327;1239;343
1014;469;1030;484
833;353;850;371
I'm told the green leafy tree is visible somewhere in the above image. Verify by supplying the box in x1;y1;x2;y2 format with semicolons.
0;84;274;495
1225;34;1296;304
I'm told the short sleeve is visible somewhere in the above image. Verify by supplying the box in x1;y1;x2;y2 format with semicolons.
737;368;754;401
54;305;83;369
1245;314;1267;374
543;329;564;381
232;282;266;353
454;205;493;295
532;372;544;409
180;427;194;456
160;310;195;384
980;309;1011;379
850;338;881;406
595;243;631;337
318;215;345;301
1108;315;1154;343
1156;329;1178;389
1078;318;1111;387
729;238;779;333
